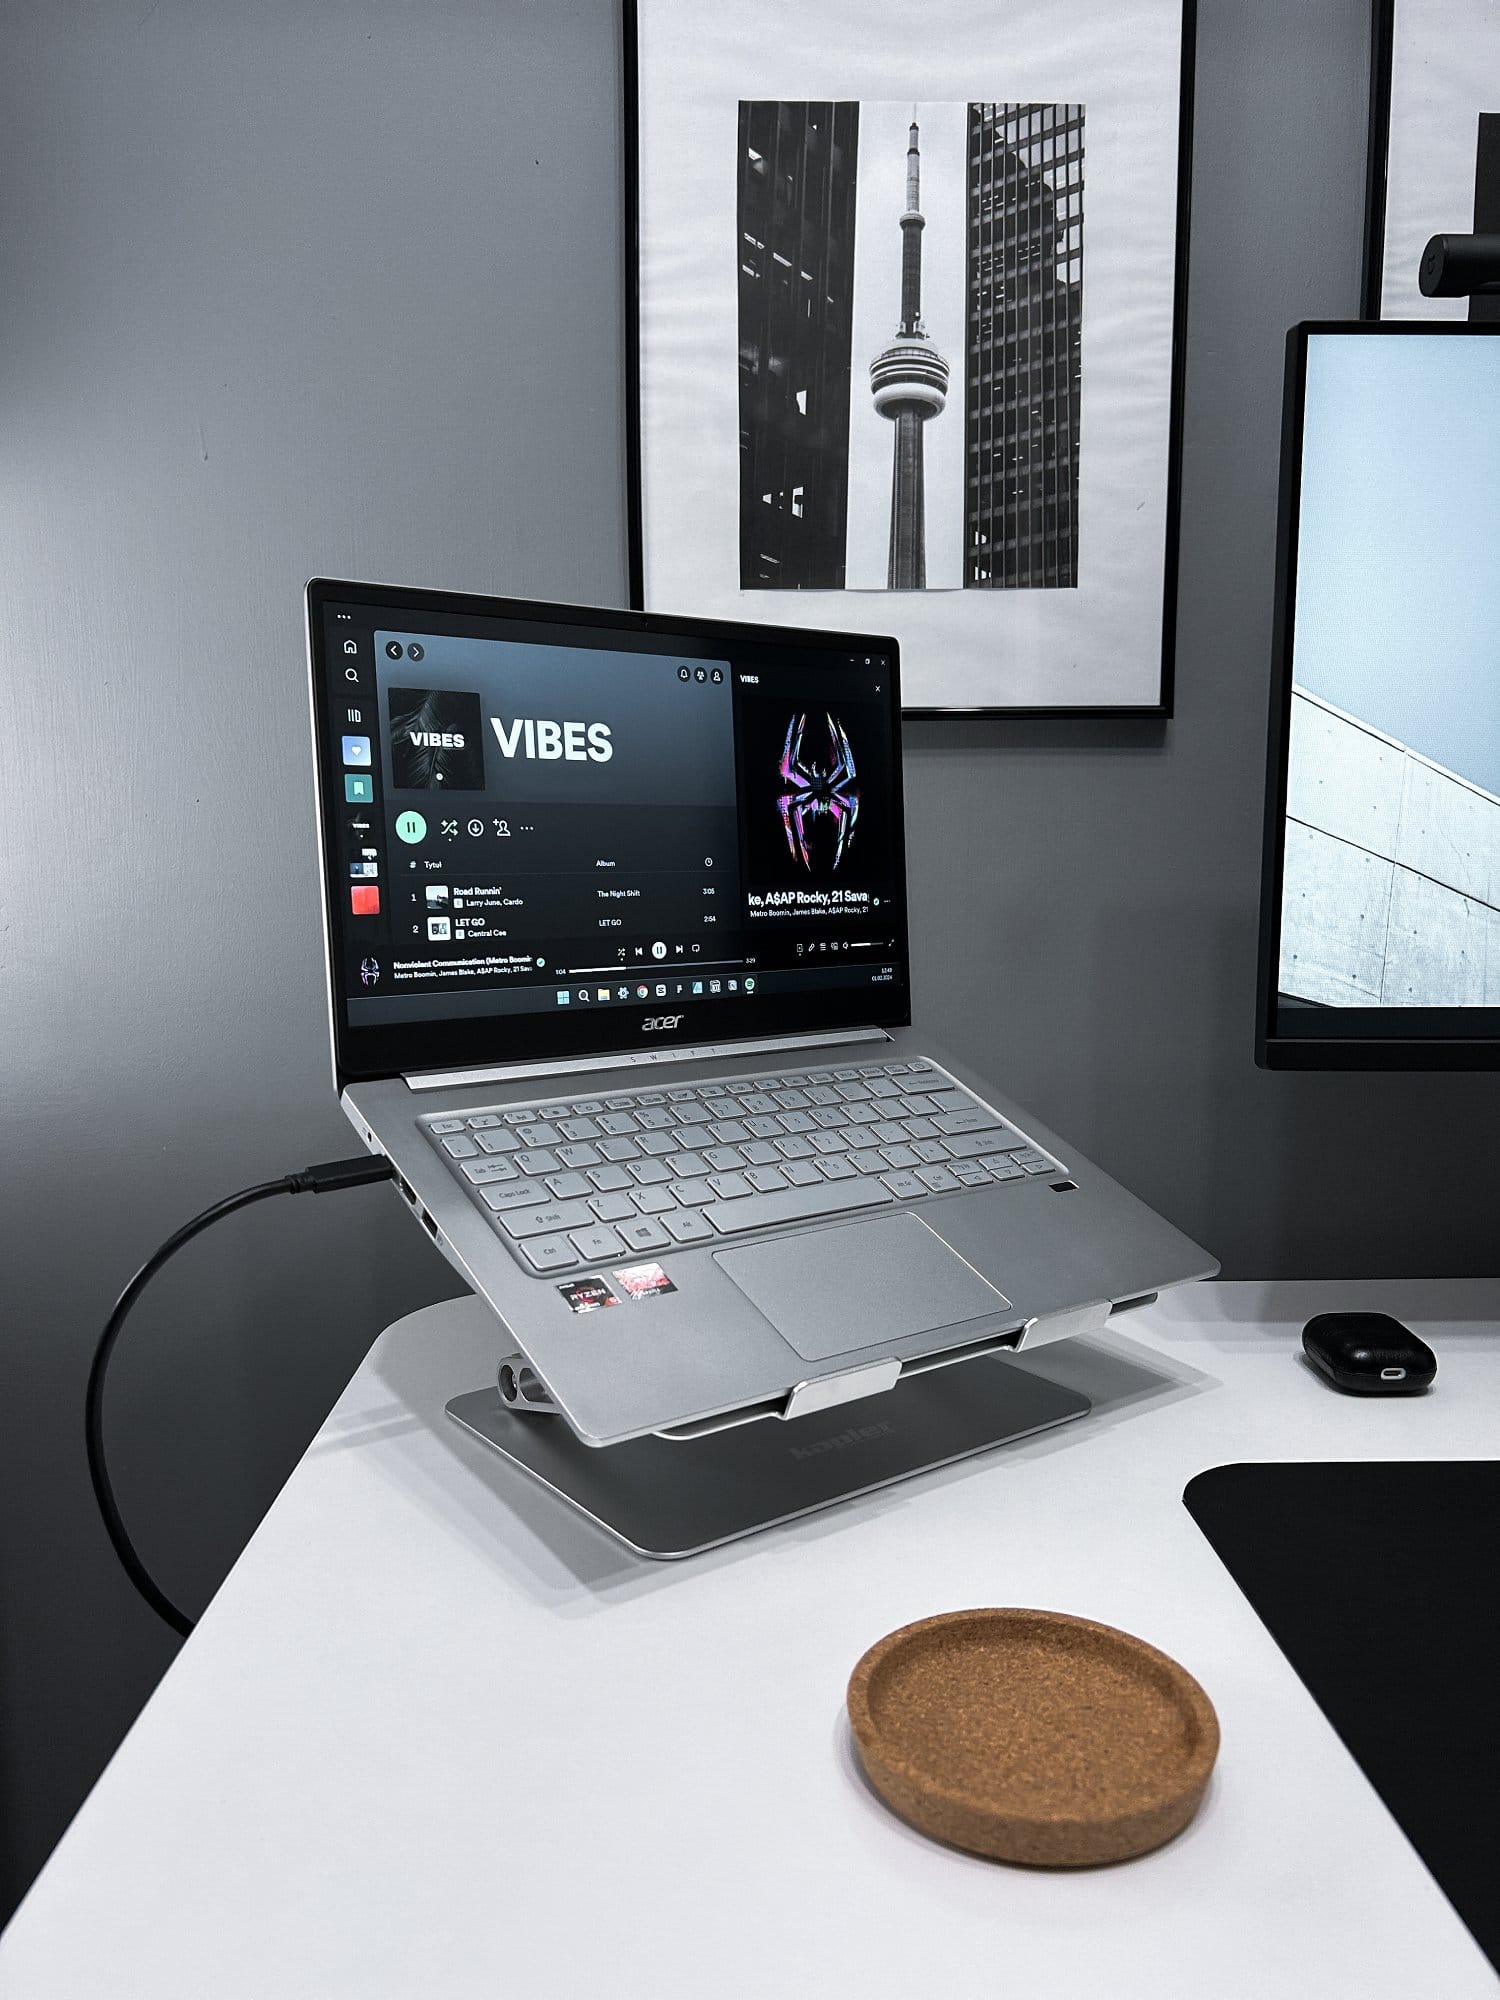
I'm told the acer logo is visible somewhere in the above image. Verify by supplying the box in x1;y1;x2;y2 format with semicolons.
641;1015;683;1031
491;718;613;763
407;730;464;749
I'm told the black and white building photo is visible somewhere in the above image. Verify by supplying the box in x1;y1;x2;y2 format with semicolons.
632;0;1189;709
966;103;1084;589
737;102;860;589
737;99;1085;594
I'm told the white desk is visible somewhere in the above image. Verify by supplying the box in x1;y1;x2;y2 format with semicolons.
6;1280;1499;1997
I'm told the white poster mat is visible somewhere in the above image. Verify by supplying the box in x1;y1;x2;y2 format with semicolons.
633;0;1187;710
1378;0;1500;318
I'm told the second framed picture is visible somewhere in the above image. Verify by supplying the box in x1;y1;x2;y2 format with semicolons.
1364;0;1500;319
624;0;1195;714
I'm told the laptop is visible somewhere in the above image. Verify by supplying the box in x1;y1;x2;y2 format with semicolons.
308;577;1215;1447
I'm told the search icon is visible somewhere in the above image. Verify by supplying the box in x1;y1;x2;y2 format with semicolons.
345;666;360;682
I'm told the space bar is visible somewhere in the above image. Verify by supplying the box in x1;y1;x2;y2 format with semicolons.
702;1179;893;1235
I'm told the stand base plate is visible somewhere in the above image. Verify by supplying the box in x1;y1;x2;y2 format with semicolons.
446;1358;1090;1559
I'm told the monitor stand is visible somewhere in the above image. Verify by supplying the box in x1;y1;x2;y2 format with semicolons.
446;1357;1090;1560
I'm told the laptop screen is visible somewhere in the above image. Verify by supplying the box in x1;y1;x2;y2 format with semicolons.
308;580;911;1081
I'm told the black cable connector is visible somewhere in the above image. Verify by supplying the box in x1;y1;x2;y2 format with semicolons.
86;1155;397;1638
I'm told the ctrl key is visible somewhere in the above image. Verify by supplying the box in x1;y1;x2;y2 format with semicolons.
518;1234;578;1274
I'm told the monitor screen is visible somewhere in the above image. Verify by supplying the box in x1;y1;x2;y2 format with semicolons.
1258;324;1500;1068
308;580;911;1081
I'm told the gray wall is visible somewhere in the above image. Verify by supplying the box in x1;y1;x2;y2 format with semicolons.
1;0;1494;1927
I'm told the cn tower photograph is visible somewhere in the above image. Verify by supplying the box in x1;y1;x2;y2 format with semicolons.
736;99;1085;596
633;0;1190;711
846;104;966;592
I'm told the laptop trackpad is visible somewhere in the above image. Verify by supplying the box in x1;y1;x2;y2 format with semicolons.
714;1214;1012;1365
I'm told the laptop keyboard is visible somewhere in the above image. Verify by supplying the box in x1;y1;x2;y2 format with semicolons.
422;1059;1061;1279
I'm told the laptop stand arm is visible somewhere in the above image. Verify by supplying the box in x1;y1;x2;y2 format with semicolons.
497;1357;562;1416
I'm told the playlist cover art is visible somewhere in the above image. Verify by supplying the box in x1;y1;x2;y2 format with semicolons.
387;687;485;790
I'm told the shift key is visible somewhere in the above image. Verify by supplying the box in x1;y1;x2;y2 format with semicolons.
498;1199;594;1239
932;1107;1005;1135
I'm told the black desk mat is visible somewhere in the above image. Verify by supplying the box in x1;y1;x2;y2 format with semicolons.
1184;1462;1500;1974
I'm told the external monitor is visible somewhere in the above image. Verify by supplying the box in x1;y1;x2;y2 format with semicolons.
1258;321;1500;1069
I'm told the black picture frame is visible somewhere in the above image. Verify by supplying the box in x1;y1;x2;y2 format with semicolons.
1361;0;1500;322
1360;0;1395;318
622;0;1197;718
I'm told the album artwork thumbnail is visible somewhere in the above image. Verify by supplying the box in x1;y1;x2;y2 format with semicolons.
387;687;485;790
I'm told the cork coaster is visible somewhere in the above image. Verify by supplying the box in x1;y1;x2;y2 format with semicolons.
847;1608;1219;1866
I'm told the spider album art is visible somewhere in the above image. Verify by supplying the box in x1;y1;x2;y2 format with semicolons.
738;676;894;904
777;712;861;870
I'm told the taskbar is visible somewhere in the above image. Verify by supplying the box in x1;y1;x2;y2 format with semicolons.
347;960;901;1027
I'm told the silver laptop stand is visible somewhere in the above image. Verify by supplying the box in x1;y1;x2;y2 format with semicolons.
446;1356;1089;1559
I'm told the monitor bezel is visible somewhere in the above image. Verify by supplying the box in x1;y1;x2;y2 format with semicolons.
307;578;913;1087
1256;320;1500;1071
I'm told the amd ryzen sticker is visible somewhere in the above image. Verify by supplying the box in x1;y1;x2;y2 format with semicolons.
613;1261;677;1301
557;1276;618;1314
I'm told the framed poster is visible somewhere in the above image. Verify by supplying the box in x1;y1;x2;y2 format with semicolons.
624;0;1195;715
1365;0;1500;318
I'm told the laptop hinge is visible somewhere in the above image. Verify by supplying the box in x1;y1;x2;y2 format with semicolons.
1017;1298;1112;1349
402;1026;890;1092
781;1358;902;1421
